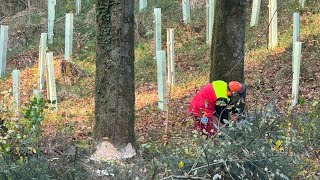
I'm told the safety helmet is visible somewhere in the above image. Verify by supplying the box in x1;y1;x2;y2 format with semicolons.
227;81;243;96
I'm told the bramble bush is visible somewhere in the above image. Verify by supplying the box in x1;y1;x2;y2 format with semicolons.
168;114;295;179
0;94;48;178
2;95;45;157
288;101;320;179
136;101;319;179
77;102;320;179
0;95;89;180
1;93;318;179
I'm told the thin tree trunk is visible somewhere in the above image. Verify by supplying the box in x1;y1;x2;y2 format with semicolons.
94;0;135;148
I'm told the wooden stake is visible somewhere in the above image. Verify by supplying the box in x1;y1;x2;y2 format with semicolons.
167;29;171;85
167;28;175;85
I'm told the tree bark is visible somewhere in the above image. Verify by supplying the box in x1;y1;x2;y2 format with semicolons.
209;0;246;83
94;0;135;148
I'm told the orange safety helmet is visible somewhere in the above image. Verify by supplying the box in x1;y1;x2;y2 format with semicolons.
227;81;243;96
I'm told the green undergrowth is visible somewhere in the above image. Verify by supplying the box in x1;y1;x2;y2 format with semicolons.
245;0;320;62
5;0;95;63
0;96;90;179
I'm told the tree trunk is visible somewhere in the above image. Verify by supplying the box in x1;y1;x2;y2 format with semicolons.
94;0;135;148
209;0;246;83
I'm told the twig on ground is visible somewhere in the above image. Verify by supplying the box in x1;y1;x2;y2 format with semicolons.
164;80;173;145
188;160;226;174
224;161;235;180
162;175;207;180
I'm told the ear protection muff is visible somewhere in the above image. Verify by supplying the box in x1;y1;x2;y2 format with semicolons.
227;85;232;97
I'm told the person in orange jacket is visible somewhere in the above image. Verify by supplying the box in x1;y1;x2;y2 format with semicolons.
189;80;246;137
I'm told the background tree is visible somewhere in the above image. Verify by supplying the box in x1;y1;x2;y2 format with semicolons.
209;0;246;83
94;1;135;148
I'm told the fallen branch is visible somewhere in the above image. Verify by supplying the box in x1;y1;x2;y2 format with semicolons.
162;175;207;180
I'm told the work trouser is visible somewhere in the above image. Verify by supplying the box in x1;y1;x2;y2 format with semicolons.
193;115;222;137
